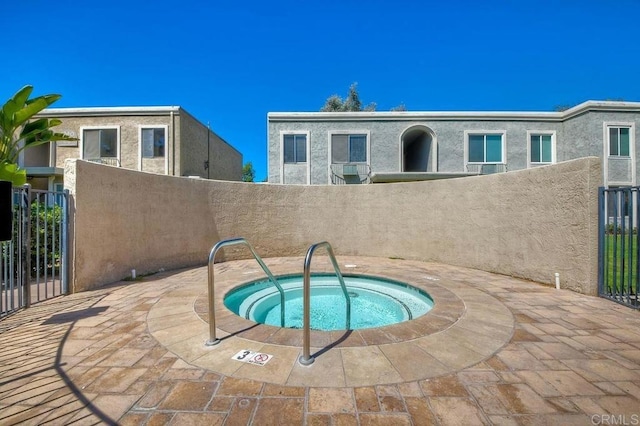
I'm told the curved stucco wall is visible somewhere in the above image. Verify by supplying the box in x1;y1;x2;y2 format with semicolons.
65;157;600;295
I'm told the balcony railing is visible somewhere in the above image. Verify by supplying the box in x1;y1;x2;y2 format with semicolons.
86;157;121;167
466;163;507;175
330;163;371;185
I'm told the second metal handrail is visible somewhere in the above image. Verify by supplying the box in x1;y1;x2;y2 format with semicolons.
299;241;351;365
205;237;285;346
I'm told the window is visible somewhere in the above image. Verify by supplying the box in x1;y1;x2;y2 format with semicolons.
331;134;367;163
142;128;165;158
52;183;64;206
283;134;307;163
609;127;631;157
530;134;553;163
83;128;117;159
467;133;503;163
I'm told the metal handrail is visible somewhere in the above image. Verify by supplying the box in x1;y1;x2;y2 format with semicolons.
205;237;285;346
299;241;351;365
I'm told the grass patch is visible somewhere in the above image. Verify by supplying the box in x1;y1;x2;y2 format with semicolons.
603;234;638;296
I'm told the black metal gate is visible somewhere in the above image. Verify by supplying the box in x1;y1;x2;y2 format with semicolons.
598;186;639;309
1;184;69;318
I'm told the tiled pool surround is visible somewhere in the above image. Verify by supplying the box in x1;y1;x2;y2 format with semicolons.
149;256;515;387
7;254;639;424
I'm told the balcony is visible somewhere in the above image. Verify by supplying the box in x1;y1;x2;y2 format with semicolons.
86;157;121;167
330;163;371;185
466;163;507;175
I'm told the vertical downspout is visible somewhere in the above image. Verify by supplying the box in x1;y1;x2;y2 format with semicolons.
207;122;211;179
171;110;176;176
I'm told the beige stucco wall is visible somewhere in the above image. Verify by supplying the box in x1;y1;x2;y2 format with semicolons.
41;110;240;180
179;111;243;180
177;111;207;178
52;115;173;171
65;157;601;295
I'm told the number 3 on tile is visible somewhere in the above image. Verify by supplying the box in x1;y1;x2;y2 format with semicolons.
232;350;256;362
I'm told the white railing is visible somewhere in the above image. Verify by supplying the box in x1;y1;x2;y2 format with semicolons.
86;157;121;167
466;163;507;175
330;163;371;184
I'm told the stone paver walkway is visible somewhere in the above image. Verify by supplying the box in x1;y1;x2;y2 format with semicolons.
1;256;639;425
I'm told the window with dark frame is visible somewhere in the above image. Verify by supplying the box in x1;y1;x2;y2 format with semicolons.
530;134;553;163
142;128;166;158
83;128;117;159
468;134;503;163
609;127;630;157
331;134;367;163
283;134;307;163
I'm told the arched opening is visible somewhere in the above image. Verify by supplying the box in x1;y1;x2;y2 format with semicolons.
401;126;435;172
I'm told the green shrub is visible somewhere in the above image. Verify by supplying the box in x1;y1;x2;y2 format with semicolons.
29;202;63;276
605;224;639;235
5;200;63;278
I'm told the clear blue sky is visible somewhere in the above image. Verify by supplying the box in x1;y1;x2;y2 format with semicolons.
2;0;639;180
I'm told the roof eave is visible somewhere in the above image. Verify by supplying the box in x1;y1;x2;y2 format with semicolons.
38;106;182;118
268;100;640;122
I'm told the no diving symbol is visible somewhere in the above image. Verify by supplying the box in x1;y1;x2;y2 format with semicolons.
253;353;269;363
248;352;273;366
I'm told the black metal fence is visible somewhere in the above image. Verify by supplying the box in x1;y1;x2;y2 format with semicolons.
1;184;69;318
598;186;639;309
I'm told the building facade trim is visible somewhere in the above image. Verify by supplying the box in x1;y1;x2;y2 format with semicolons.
268;101;640;123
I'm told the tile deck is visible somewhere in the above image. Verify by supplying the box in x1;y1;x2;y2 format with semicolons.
1;256;639;425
